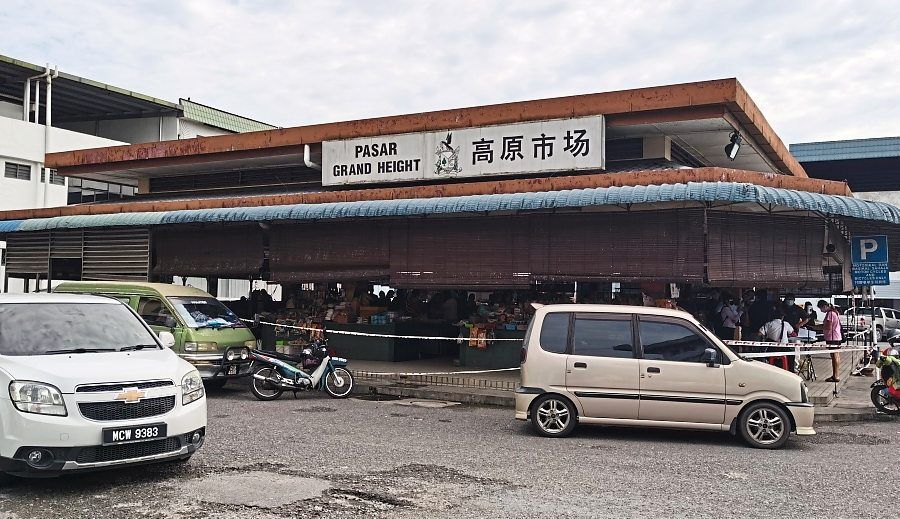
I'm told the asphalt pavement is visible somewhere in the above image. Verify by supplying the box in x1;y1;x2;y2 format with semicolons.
0;381;896;519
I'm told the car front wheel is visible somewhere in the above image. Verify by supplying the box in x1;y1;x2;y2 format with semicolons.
739;402;790;449
530;395;577;438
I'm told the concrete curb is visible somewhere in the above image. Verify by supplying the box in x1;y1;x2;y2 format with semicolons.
355;381;898;424
356;381;514;407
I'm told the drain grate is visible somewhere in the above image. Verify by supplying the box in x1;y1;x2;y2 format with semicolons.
353;393;402;402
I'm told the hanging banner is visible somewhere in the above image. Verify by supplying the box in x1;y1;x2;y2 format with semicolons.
322;116;605;186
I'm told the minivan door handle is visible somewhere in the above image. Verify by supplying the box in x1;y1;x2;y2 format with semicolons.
646;367;661;373
573;362;587;368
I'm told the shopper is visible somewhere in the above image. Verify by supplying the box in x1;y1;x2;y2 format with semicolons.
818;300;843;382
705;289;724;335
803;301;817;328
747;289;773;339
759;308;794;343
781;294;806;333
720;295;742;340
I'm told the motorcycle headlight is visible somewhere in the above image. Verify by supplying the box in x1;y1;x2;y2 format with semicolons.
8;381;67;416
181;371;204;405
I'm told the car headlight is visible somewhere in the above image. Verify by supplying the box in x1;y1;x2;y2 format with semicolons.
181;371;204;405
240;348;249;360
226;349;236;361
8;381;67;416
184;342;217;352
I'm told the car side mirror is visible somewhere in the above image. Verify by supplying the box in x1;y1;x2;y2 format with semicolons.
158;331;176;349
164;316;178;329
702;348;718;367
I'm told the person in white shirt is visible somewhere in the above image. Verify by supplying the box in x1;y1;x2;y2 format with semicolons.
759;309;794;343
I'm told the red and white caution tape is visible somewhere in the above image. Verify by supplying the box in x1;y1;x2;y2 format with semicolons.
738;346;871;358
354;367;521;376
244;319;523;341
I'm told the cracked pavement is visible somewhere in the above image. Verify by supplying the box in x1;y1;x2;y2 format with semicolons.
0;382;896;518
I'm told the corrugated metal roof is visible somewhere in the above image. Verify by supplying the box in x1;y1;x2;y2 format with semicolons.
1;182;898;234
0;55;180;123
791;137;900;162
180;99;275;133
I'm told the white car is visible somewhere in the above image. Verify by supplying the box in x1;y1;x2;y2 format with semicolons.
0;294;207;477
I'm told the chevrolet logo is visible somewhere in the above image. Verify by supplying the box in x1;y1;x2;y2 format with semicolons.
114;387;146;404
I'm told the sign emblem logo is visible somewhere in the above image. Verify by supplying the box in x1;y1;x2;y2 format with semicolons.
114;387;146;404
434;132;461;175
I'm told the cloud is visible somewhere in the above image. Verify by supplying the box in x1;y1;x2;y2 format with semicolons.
2;0;899;143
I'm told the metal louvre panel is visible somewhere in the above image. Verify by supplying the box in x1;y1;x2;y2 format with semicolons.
83;229;150;281
153;226;261;277
391;218;532;288
5;231;49;274
533;210;705;282
50;230;83;259
269;222;389;278
707;211;825;286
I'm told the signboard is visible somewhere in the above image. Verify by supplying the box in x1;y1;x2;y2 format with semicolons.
850;235;889;286
322;116;604;186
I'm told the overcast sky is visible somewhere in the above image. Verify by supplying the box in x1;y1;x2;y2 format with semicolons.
3;0;899;143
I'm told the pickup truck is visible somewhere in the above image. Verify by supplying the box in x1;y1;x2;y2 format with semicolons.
839;306;900;343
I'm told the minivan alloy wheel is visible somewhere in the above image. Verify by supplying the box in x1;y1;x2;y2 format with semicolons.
745;408;785;445
536;398;571;434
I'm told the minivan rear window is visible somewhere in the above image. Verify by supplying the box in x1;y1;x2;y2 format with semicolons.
0;303;160;356
539;313;570;353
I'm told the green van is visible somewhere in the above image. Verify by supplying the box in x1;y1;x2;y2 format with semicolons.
54;281;257;388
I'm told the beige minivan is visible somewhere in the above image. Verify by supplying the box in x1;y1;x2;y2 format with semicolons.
516;304;815;449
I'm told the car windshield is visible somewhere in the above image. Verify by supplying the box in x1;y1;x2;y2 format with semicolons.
168;297;245;329
0;302;160;356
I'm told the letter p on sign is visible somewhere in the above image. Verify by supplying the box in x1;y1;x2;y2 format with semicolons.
859;238;879;260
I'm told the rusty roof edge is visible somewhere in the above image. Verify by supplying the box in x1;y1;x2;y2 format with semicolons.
731;79;807;178
0;167;849;222
47;78;742;170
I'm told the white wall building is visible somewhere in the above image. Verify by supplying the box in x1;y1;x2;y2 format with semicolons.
0;55;274;292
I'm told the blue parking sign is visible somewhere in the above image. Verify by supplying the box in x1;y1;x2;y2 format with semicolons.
850;235;889;286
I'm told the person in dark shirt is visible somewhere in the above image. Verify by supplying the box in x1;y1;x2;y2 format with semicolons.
782;293;806;332
747;289;774;339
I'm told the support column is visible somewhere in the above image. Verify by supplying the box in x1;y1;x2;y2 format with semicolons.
206;277;219;297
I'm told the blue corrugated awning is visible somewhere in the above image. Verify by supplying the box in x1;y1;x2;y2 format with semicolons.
0;220;24;233
1;182;899;234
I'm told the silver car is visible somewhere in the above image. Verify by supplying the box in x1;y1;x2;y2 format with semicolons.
515;304;815;449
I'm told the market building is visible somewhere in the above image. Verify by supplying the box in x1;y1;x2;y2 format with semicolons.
1;78;899;367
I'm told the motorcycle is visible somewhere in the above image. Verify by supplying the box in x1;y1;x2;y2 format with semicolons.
870;348;900;415
870;380;900;415
249;339;354;400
